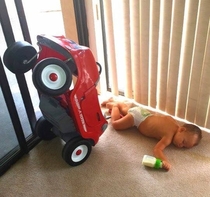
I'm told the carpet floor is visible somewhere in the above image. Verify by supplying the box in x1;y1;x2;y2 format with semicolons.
1;117;210;197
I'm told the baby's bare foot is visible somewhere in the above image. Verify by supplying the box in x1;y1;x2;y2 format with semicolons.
105;102;119;109
101;97;114;107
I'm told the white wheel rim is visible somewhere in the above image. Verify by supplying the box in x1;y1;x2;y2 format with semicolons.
71;145;88;162
41;64;67;90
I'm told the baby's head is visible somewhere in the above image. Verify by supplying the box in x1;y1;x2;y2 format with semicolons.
173;123;202;148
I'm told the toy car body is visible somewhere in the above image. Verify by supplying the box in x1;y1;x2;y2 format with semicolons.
3;35;108;166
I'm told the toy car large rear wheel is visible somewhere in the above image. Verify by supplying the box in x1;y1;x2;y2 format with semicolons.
3;41;37;74
32;58;72;96
35;116;56;140
62;137;92;166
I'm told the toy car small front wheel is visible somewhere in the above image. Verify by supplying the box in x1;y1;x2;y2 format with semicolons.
62;137;92;166
35;116;56;140
32;58;72;96
3;41;37;74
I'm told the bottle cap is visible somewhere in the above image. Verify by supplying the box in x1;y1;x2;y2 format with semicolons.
154;158;162;168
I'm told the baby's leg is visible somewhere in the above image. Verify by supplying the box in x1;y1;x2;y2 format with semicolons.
111;106;134;130
111;105;122;122
106;101;130;116
118;102;130;116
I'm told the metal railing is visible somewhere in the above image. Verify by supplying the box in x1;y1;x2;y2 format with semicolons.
0;0;41;175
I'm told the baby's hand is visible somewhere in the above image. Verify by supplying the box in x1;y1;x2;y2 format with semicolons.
162;161;171;171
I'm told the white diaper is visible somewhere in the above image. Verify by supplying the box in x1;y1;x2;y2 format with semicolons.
128;106;151;127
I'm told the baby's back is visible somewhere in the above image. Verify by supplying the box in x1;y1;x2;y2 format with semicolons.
138;115;179;140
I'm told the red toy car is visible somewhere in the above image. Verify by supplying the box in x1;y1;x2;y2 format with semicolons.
3;35;108;166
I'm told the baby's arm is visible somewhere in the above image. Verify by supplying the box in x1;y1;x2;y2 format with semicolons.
153;137;172;171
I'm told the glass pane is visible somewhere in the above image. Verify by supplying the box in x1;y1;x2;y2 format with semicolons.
7;74;33;138
1;0;66;144
22;0;65;47
0;89;19;159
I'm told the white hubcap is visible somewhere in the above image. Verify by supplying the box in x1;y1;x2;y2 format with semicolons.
41;64;66;89
71;145;88;162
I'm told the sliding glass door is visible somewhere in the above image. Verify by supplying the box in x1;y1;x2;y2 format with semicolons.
0;89;20;160
0;55;30;175
0;0;65;175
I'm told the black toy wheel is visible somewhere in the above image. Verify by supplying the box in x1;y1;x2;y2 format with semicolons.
3;41;37;74
62;137;92;166
35;116;56;140
32;58;72;96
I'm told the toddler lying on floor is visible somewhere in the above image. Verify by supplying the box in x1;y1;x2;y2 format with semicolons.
102;98;202;171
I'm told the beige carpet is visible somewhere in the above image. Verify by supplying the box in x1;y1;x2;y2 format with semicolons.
1;120;210;197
